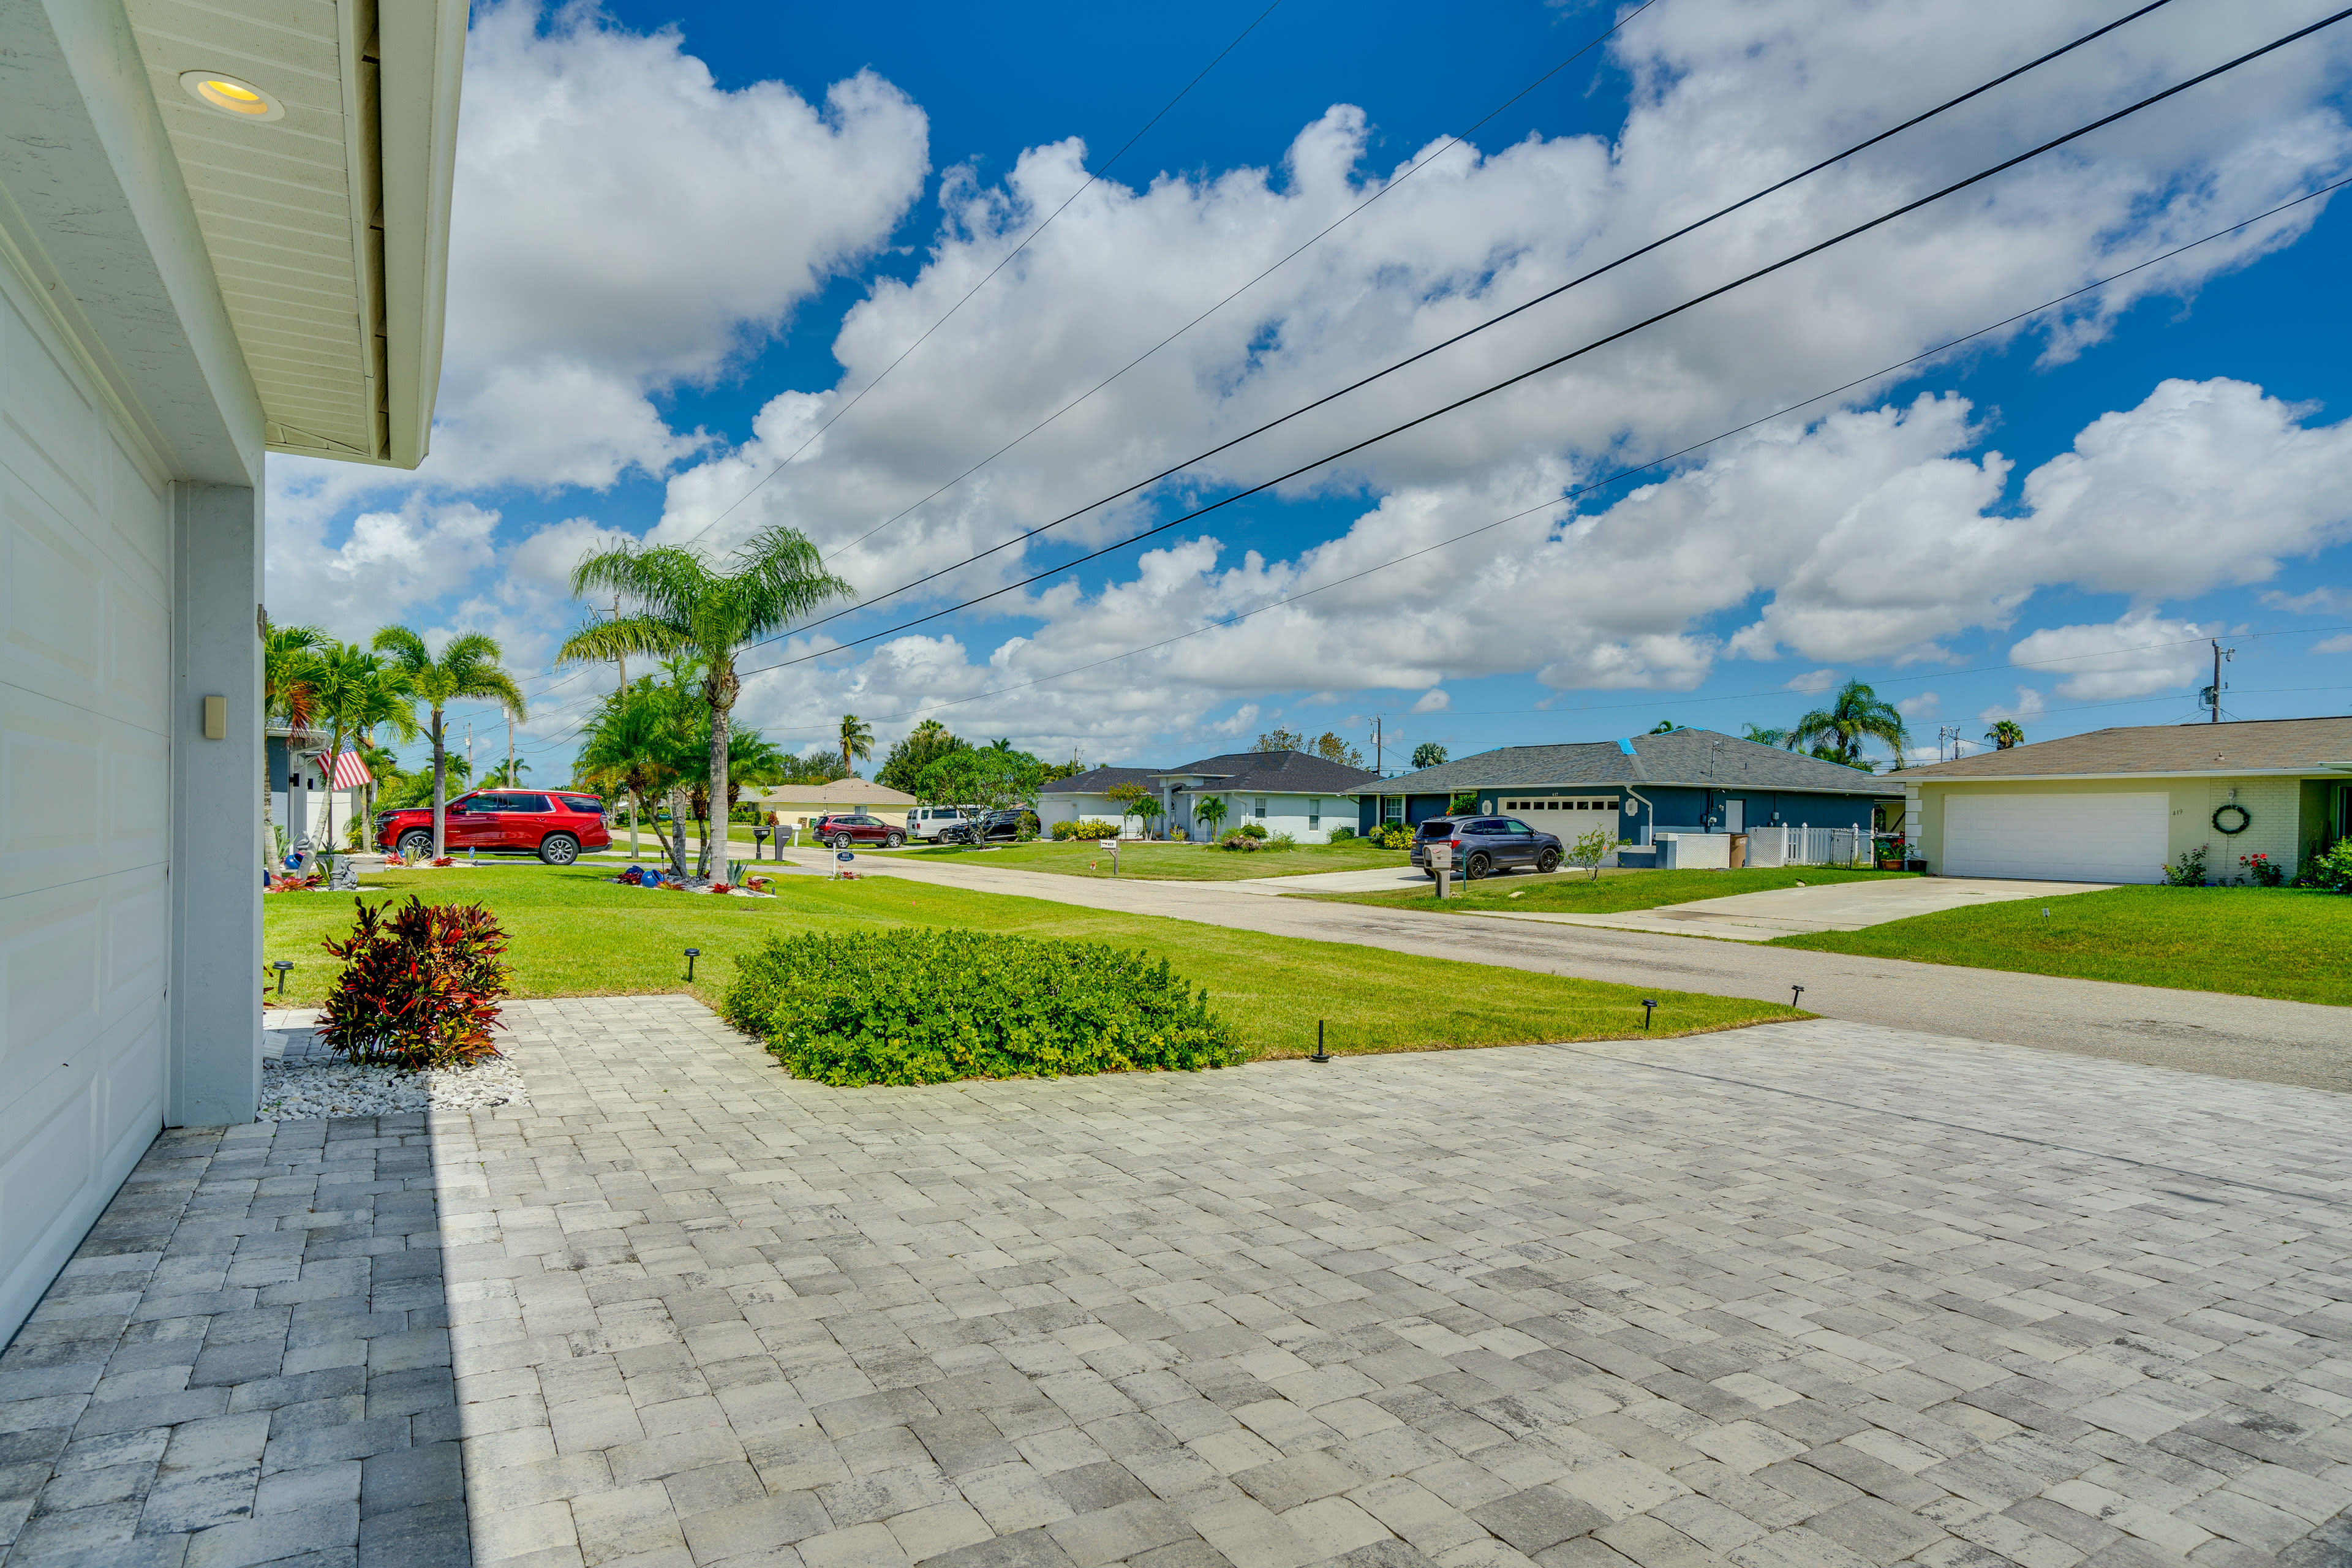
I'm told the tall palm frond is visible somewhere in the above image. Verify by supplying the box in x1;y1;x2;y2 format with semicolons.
374;626;527;856
560;526;851;876
839;714;874;773
1785;680;1909;768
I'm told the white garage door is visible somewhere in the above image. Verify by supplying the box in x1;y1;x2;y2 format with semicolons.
1943;792;2166;883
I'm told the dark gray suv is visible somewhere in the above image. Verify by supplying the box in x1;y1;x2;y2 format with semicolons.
1411;816;1563;879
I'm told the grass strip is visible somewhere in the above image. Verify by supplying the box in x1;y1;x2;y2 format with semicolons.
262;865;1795;1059
1771;884;2351;1006
895;839;1412;881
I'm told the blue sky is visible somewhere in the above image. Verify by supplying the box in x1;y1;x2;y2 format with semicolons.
265;0;2352;782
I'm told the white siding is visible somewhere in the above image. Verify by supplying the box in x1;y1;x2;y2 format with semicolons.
0;255;174;1339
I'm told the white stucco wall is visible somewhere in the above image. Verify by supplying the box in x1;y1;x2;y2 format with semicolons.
1180;791;1346;845
0;246;176;1343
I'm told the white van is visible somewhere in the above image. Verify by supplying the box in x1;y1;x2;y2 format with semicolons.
906;806;973;842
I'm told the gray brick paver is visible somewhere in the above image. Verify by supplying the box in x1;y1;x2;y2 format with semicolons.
9;1003;2352;1568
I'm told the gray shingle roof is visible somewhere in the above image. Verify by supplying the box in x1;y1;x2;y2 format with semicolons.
1039;766;1163;795
1159;750;1380;793
1902;716;2352;778
1354;729;1896;796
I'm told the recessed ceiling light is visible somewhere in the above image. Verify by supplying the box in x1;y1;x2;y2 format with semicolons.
179;70;285;121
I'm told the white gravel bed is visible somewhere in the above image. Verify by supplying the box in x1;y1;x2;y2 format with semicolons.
257;1054;527;1121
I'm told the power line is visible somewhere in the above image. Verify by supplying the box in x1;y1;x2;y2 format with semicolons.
744;7;2345;678
826;0;1669;559
750;0;2187;651
674;1;1286;551
706;175;2352;734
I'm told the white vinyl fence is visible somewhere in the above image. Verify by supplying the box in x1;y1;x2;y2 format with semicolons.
1746;824;1873;867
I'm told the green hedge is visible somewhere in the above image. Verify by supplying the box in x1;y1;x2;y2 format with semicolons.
723;929;1241;1086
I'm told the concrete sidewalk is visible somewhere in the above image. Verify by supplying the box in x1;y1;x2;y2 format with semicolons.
812;851;2352;1093
1471;875;2118;942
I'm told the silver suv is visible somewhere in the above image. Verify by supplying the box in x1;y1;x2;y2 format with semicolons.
1411;816;1564;879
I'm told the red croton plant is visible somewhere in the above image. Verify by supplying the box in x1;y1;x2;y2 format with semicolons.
318;895;512;1070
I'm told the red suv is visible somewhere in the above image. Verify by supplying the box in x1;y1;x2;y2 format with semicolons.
377;790;612;865
812;812;905;850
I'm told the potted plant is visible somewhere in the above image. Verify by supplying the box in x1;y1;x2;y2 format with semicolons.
1877;835;1907;871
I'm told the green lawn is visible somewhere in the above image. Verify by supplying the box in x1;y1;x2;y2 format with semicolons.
264;865;1792;1059
897;839;1413;881
1303;864;1913;914
1771;885;2352;1006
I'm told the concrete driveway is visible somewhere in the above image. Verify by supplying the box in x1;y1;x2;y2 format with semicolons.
1484;874;2118;941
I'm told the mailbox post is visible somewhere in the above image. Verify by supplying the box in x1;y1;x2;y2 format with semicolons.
753;826;771;861
1426;838;1452;900
1100;839;1119;877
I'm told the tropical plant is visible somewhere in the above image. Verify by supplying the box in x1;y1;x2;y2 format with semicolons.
1102;780;1157;834
723;726;790;815
839;713;874;774
262;620;327;870
1049;818;1125;842
1411;742;1448;770
318;895;511;1069
1649;719;1679;734
1784;680;1908;769
1985;720;2026;750
374;628;527;859
1193;795;1229;839
576;676;701;872
1741;724;1790;747
480;758;533;788
876;719;968;793
560;527;852;878
2163;844;2209;888
311;642;418;860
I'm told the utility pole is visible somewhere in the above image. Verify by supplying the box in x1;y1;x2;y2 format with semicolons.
2206;639;2234;723
506;708;515;788
610;596;625;693
466;722;473;782
1371;715;1384;775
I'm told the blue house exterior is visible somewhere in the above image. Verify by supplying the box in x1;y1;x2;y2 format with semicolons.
1351;729;1899;840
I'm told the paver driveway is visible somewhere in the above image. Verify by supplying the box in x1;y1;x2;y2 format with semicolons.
4;997;2350;1568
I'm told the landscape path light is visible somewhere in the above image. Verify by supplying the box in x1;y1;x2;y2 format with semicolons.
273;960;293;997
1311;1020;1330;1064
1790;984;1804;1008
684;948;700;982
1641;998;1656;1030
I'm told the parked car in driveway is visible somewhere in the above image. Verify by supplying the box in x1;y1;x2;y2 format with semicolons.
1410;815;1563;879
938;808;1038;845
376;790;612;864
812;812;905;849
905;805;973;842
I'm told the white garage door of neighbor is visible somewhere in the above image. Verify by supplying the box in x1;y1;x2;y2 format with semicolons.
1943;792;2166;883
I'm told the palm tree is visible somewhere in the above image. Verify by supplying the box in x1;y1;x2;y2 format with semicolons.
262;621;326;868
839;714;874;774
1985;720;2026;750
483;758;533;787
577;677;699;870
1741;723;1791;747
309;644;418;858
373;628;527;858
560;526;852;878
1193;795;1229;840
1785;679;1909;768
725;727;790;817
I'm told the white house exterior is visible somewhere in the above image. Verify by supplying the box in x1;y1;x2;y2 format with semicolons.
1899;717;2352;883
1153;750;1380;844
0;0;464;1344
1035;766;1161;835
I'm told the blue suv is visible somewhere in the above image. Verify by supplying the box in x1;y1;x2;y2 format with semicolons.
1411;816;1564;880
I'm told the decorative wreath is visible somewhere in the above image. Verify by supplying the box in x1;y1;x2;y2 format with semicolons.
2211;802;2252;835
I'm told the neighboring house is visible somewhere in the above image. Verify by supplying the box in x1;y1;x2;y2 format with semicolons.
1036;766;1162;835
1898;717;2352;883
1356;729;1898;842
756;777;919;829
1154;751;1381;843
265;724;365;853
1;4;464;1344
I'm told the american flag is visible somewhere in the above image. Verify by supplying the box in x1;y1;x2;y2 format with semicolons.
330;750;373;790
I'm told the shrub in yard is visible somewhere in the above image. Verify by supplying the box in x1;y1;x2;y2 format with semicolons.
2300;838;2352;892
722;929;1240;1087
1050;818;1123;842
2162;845;2209;887
1219;831;1259;851
318;895;510;1069
1325;825;1356;842
1237;821;1267;840
1262;831;1297;851
1369;824;1413;850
